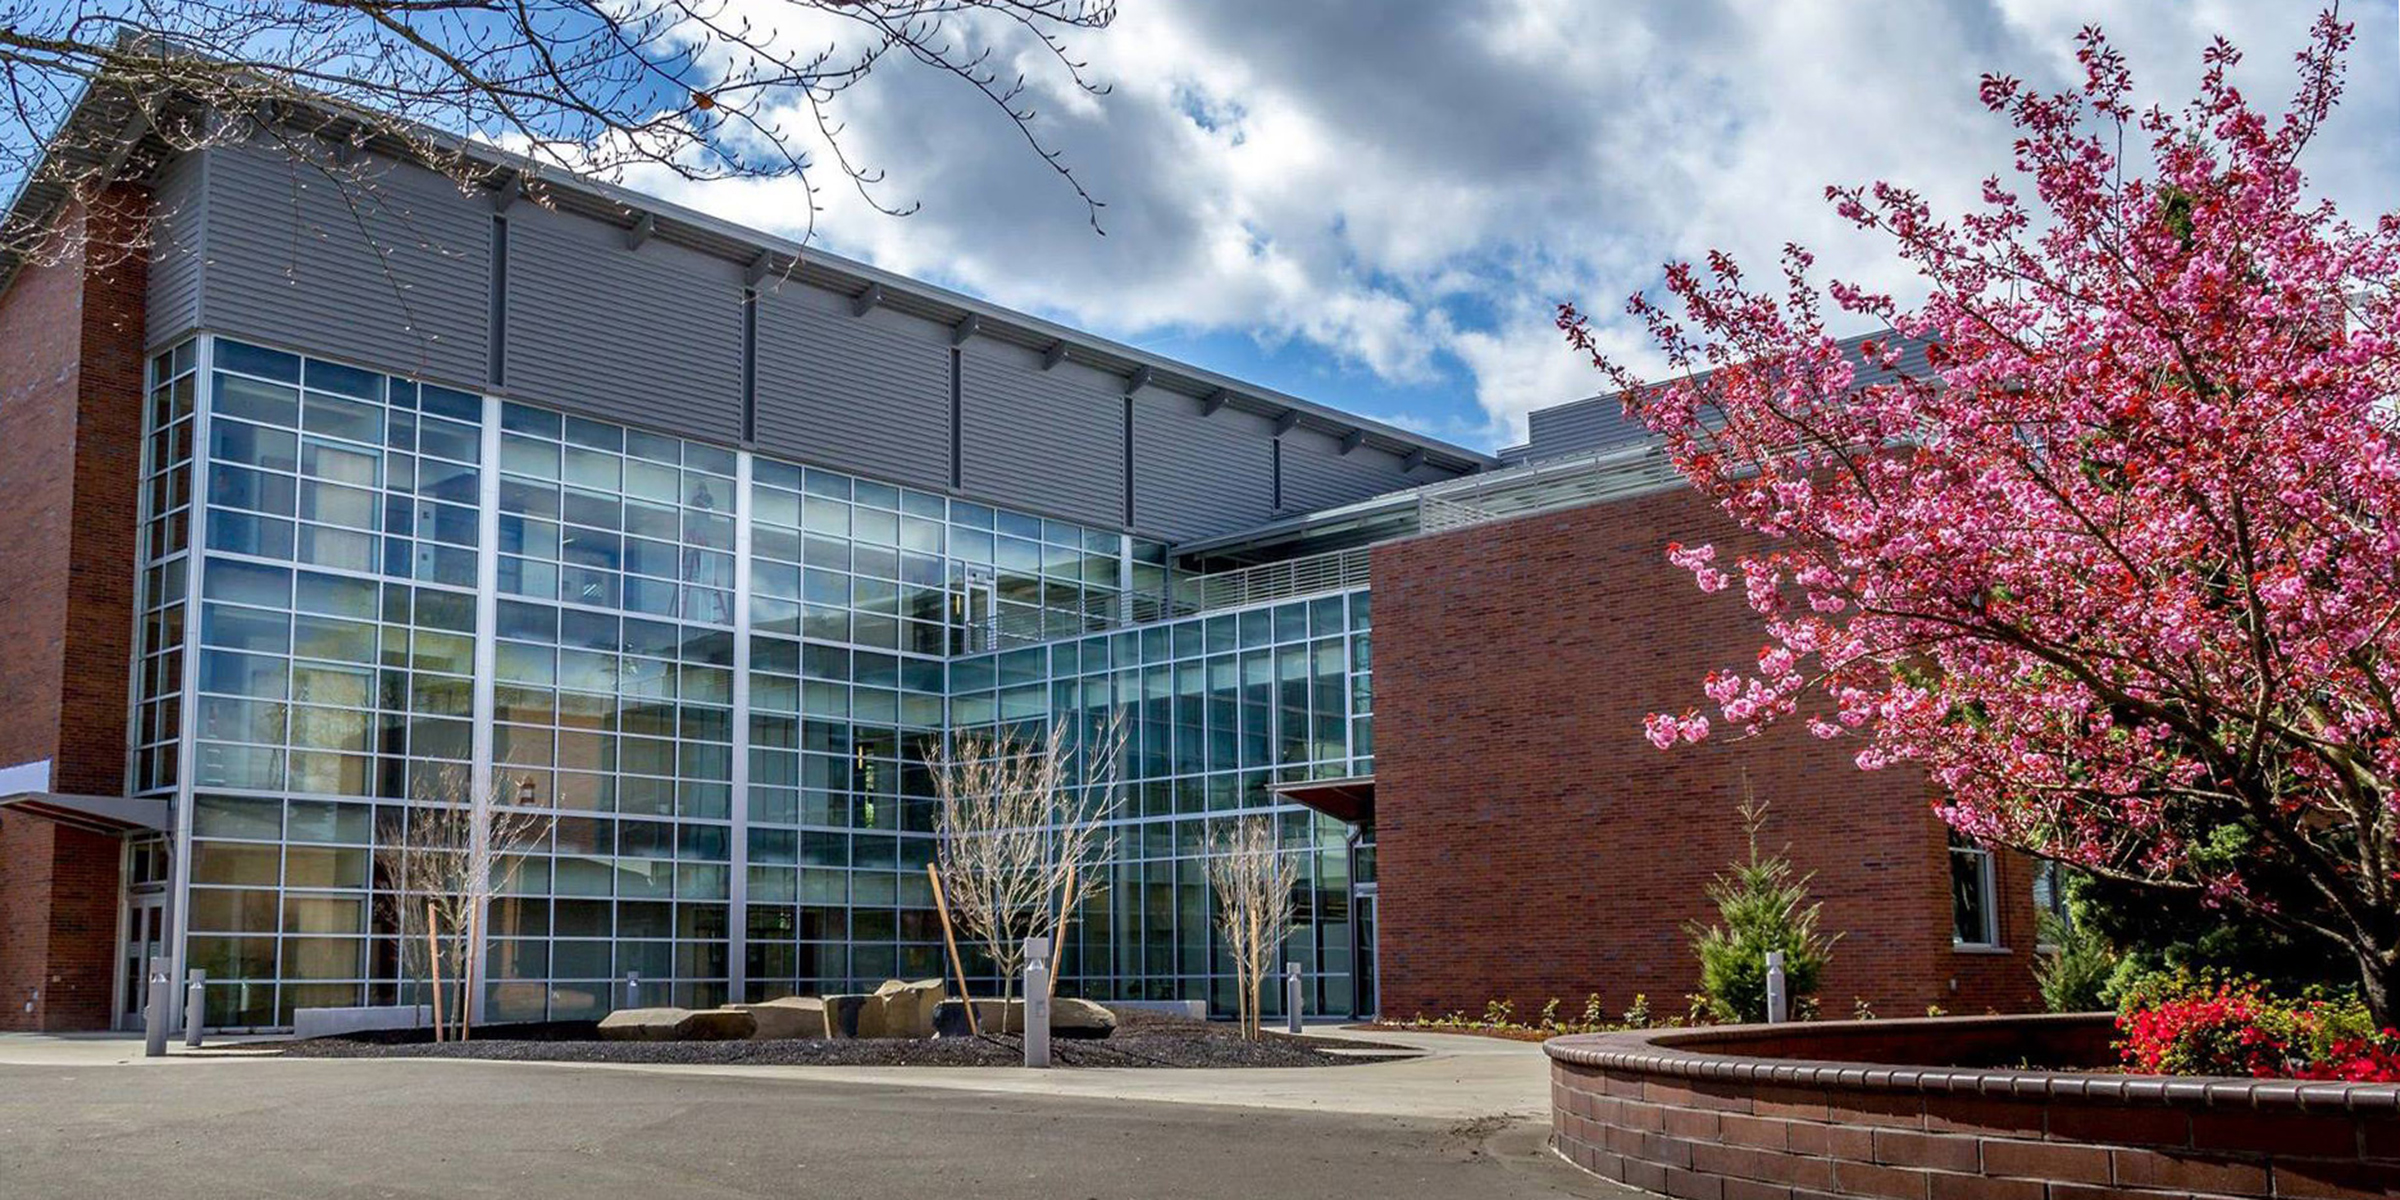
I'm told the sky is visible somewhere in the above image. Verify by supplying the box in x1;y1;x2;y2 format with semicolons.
635;0;2400;454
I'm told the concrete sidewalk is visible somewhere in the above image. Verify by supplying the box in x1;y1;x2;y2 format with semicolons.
503;1026;1549;1121
0;1025;1548;1122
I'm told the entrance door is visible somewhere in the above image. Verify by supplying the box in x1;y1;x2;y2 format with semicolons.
1352;887;1378;1020
118;895;168;1031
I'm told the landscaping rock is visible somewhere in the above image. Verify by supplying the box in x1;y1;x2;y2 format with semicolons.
873;979;949;1038
933;997;1115;1039
825;994;878;1038
686;1008;759;1041
596;1006;758;1042
597;1007;695;1042
732;997;828;1040
1054;997;1118;1036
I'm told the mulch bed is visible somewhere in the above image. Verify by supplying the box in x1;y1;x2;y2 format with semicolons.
274;1006;1414;1069
1354;1023;1564;1043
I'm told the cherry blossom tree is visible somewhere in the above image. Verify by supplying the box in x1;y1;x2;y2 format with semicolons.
1561;13;2400;1018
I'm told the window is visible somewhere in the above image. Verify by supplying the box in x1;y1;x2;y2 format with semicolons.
2032;859;2071;947
1950;832;1998;947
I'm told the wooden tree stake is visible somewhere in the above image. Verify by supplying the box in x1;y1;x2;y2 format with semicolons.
1046;860;1074;1001
426;898;445;1044
928;864;979;1035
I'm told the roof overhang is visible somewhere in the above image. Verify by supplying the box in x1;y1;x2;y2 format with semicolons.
1;69;1499;483
0;792;171;836
1272;775;1374;824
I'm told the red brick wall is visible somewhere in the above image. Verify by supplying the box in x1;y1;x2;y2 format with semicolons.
0;185;148;1031
1369;489;2039;1022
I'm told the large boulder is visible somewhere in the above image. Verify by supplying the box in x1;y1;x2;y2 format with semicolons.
932;996;1116;1039
824;993;879;1038
731;996;829;1040
872;979;949;1039
684;1008;759;1041
1054;997;1117;1037
598;1007;695;1042
596;1006;758;1042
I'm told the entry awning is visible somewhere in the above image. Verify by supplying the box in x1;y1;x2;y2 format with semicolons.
1271;775;1375;824
0;792;171;836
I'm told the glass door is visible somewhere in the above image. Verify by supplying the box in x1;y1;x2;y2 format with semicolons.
118;895;168;1031
1348;823;1377;1020
1352;888;1378;1020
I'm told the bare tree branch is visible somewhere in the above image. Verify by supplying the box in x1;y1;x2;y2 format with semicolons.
0;0;1115;268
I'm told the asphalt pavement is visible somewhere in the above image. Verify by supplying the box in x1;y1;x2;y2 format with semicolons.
0;1032;1628;1199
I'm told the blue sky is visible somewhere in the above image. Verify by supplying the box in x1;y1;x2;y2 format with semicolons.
641;0;2399;453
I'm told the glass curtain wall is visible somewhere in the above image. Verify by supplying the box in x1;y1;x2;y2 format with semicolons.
163;335;1284;1027
947;590;1374;1015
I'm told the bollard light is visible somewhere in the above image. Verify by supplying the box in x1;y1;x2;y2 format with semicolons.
1286;962;1304;1036
143;956;170;1058
1765;950;1788;1024
184;969;207;1048
1023;936;1052;1069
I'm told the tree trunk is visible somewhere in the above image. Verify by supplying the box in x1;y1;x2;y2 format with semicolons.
2355;943;2400;1029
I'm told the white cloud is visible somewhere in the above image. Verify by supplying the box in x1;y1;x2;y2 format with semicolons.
638;0;2399;451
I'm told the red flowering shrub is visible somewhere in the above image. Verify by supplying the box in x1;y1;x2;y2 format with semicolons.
2116;974;2400;1081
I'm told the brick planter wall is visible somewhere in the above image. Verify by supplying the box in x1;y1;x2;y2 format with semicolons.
1548;1016;2400;1200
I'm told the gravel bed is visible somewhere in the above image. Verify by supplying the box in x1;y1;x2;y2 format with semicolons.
273;1007;1414;1069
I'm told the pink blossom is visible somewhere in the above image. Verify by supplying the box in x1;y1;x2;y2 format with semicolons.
1561;11;2400;1010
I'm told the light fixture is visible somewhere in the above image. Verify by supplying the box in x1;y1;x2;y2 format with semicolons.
517;778;537;806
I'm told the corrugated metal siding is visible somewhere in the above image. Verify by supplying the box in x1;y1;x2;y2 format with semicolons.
502;200;742;442
1517;330;1940;462
195;141;489;384
1279;425;1420;514
1132;393;1274;541
751;282;949;490
960;345;1123;527
1524;392;1645;460
145;150;205;347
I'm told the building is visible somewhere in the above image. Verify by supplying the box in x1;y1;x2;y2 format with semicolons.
0;85;2038;1033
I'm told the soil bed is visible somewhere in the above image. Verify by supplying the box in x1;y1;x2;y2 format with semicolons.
1353;1022;1560;1044
275;1006;1412;1069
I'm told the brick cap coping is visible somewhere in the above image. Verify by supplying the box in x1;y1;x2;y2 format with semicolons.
1543;1014;2400;1115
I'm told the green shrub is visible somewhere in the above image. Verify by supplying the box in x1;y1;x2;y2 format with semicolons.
1689;792;1839;1024
2033;904;2117;1013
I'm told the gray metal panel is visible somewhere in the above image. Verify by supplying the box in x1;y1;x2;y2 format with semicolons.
751;281;949;490
503;200;742;442
1524;392;1646;460
1278;426;1417;515
1517;330;1940;463
1132;392;1275;541
194;141;489;384
144;150;205;347
961;343;1123;527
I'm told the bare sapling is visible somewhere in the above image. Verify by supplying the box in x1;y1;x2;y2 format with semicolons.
1208;815;1299;1041
929;713;1123;1033
374;766;551;1042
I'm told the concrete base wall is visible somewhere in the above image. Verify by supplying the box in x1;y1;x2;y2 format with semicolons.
291;1005;428;1039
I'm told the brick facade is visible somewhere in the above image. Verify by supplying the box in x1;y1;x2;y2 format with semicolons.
1370;490;2039;1022
0;185;149;1031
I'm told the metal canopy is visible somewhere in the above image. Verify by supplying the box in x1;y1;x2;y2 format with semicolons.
1271;776;1375;825
0;792;171;836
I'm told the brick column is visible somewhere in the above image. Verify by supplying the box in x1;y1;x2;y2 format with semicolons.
0;183;150;1031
